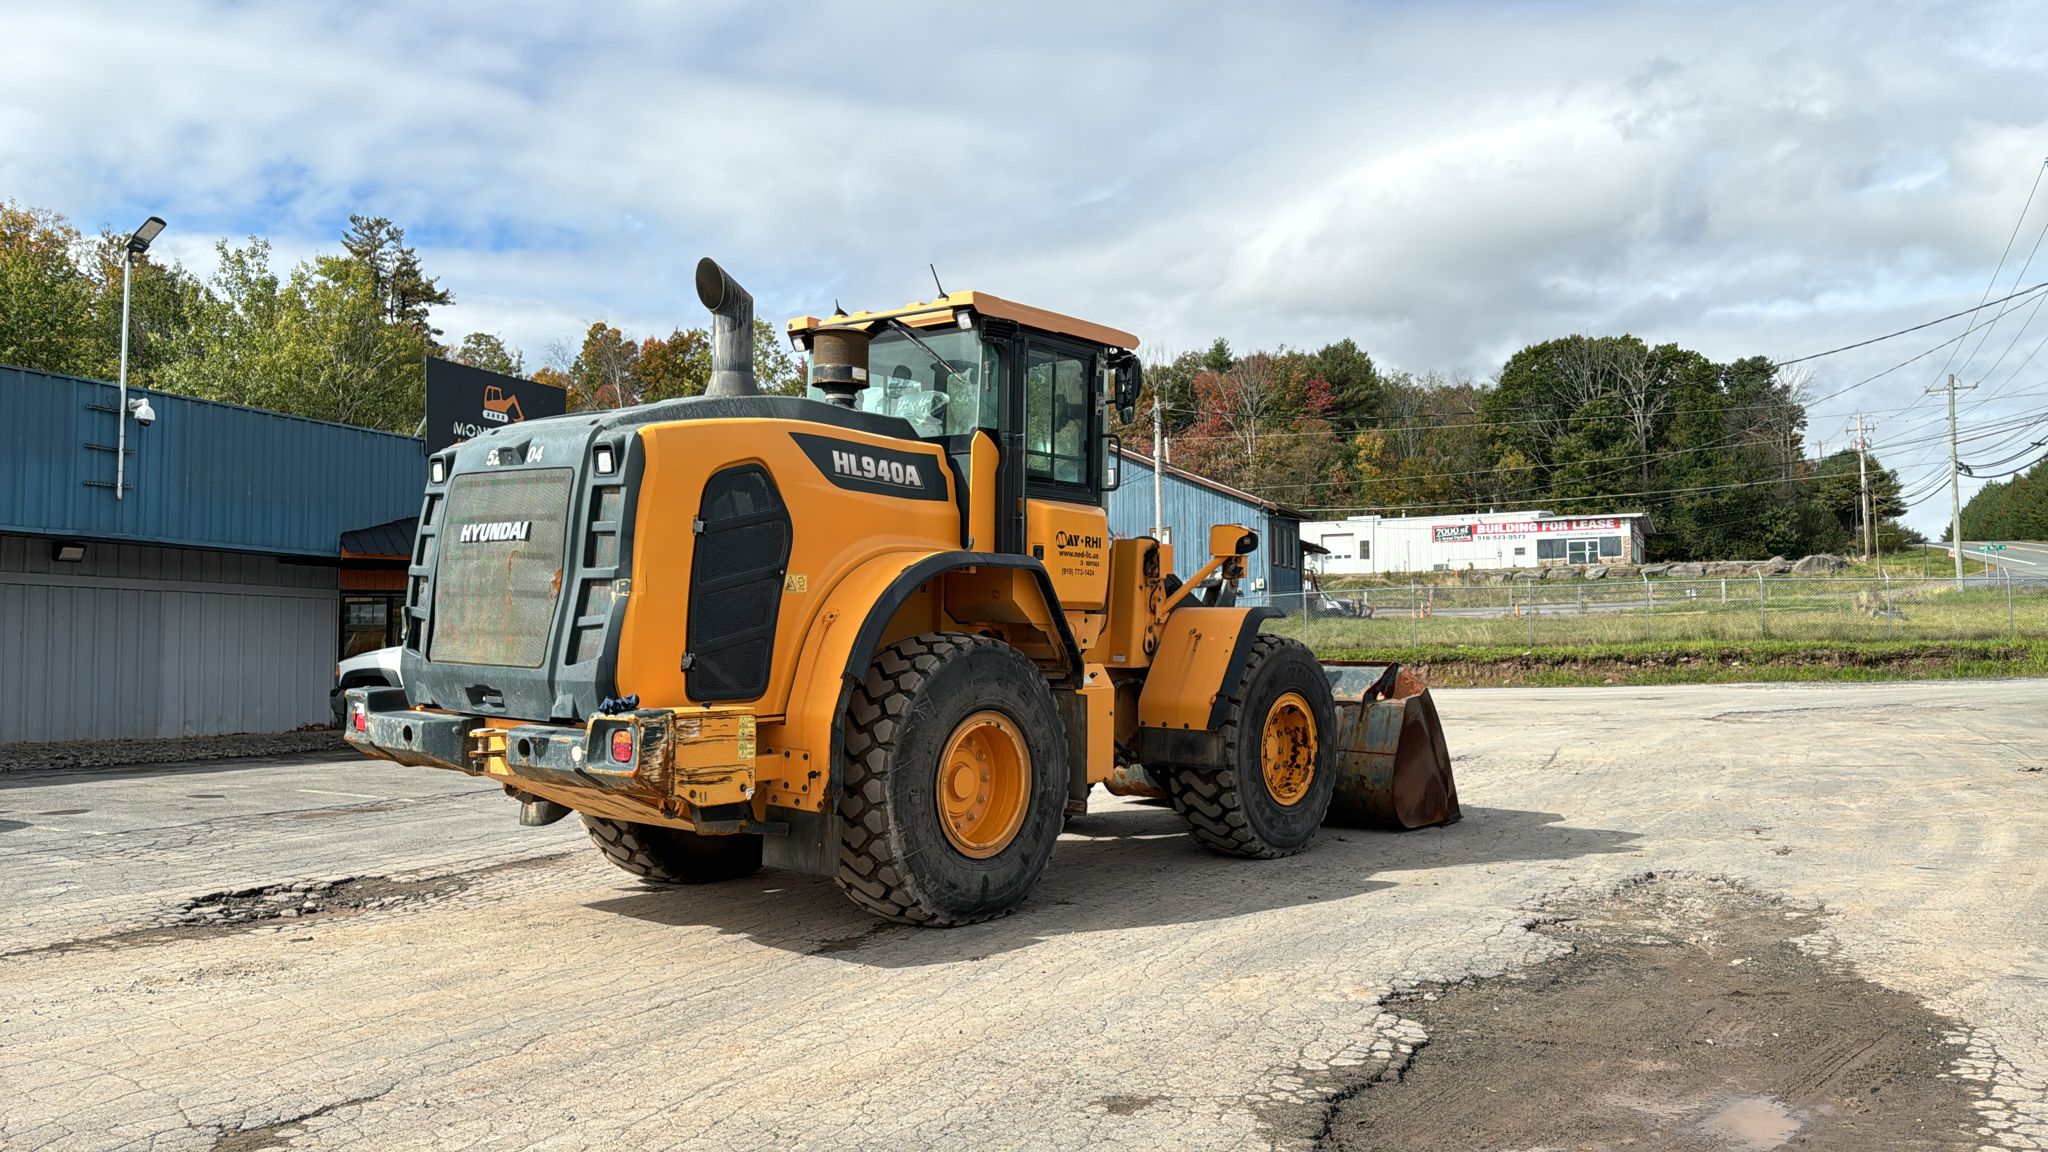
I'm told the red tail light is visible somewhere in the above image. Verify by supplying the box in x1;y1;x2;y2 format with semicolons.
609;729;633;763
352;706;367;732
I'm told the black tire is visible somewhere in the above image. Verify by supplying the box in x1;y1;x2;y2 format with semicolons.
1166;634;1337;859
837;632;1066;926
582;815;763;884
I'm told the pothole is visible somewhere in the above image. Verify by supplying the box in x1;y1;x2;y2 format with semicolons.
7;854;574;958
173;874;465;929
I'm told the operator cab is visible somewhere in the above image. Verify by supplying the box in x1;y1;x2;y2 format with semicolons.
787;293;1143;540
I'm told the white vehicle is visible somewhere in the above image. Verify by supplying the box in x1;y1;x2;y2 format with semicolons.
330;646;403;724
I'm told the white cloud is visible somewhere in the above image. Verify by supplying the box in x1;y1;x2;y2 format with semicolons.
6;0;2048;529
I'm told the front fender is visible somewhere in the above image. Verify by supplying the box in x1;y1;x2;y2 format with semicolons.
1136;605;1281;733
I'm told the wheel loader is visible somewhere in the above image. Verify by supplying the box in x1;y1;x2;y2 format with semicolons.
344;259;1458;926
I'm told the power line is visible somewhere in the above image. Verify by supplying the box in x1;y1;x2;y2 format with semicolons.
1771;280;2048;368
1923;159;2048;393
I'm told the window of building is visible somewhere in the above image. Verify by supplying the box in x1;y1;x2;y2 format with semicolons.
1537;538;1565;560
1024;345;1093;486
1566;538;1600;564
1513;546;1526;557
1599;535;1622;558
341;594;404;658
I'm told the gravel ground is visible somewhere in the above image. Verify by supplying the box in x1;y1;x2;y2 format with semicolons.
0;728;346;773
0;679;2042;1150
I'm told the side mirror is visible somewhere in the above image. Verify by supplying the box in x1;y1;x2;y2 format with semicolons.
1111;352;1142;425
1208;523;1258;560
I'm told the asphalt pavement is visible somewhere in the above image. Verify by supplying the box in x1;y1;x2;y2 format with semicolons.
1962;540;2048;580
2;680;2044;1150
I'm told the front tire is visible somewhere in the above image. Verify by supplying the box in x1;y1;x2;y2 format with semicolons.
836;633;1066;926
582;815;763;884
1166;634;1337;858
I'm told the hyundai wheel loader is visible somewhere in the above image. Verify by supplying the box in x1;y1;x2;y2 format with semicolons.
345;259;1457;926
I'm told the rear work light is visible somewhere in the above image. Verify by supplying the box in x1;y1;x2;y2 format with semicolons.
609;729;634;763
594;443;616;474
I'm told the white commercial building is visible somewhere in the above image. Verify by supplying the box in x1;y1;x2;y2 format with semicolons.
1303;510;1652;575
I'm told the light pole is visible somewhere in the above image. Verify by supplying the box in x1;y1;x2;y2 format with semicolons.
115;215;167;502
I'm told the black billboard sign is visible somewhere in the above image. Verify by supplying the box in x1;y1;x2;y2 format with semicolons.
1432;524;1474;542
425;357;567;453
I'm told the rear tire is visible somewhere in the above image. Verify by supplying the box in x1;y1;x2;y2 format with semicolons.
836;632;1066;926
582;815;763;884
1166;634;1337;859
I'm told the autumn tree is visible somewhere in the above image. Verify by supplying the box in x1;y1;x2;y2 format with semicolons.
454;332;525;377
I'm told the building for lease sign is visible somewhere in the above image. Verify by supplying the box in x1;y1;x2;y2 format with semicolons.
1432;524;1473;542
1469;517;1624;537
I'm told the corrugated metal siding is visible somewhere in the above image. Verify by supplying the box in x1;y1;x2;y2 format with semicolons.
0;365;427;557
0;534;336;741
1107;456;1299;599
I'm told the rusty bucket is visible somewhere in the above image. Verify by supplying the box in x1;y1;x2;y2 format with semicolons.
1320;663;1460;829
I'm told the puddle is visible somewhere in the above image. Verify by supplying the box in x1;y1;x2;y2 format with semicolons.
1699;1094;1803;1150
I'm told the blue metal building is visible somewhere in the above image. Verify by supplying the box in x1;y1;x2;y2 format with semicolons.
1;366;426;742
1107;448;1306;601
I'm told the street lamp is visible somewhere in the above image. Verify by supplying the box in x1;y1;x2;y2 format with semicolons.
115;215;166;502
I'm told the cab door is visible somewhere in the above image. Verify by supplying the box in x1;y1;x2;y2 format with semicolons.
1017;338;1110;612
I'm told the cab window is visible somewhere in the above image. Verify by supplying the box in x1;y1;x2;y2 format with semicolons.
1024;345;1092;486
815;327;995;438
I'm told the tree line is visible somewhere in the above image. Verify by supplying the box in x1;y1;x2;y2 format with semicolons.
4;200;1906;560
1122;333;1907;561
0;202;801;433
1960;458;2048;541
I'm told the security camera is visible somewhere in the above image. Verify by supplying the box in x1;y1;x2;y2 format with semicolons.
128;397;156;427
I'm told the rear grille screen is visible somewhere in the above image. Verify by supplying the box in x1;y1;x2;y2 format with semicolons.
431;468;572;668
686;465;791;701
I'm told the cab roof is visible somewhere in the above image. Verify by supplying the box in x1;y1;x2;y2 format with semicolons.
787;291;1138;351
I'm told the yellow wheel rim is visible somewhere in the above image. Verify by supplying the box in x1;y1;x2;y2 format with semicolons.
937;710;1031;858
1261;691;1317;806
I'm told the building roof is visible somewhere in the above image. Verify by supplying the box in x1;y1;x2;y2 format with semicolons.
787;291;1139;351
1311;509;1656;534
1114;445;1307;520
1;365;426;558
341;516;418;560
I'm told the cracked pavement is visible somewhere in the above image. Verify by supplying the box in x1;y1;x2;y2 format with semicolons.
1;679;2043;1150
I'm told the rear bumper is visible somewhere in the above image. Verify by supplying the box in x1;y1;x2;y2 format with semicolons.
341;687;762;825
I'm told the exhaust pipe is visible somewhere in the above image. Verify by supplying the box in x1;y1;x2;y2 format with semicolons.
695;257;756;397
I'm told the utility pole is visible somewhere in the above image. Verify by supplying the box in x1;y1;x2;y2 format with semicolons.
1934;373;1976;588
1151;385;1165;542
1854;413;1872;562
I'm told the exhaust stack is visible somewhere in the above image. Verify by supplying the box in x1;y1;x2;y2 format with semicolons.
695;257;756;397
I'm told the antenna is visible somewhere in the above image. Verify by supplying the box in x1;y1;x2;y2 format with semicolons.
929;264;946;297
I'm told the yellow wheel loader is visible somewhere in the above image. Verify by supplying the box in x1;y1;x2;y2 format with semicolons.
345;260;1457;926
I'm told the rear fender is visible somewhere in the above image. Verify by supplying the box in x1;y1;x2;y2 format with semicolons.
771;550;1081;799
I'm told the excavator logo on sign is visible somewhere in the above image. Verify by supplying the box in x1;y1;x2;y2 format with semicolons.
481;386;525;424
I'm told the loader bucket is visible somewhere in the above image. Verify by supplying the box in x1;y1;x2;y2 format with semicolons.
1320;663;1460;830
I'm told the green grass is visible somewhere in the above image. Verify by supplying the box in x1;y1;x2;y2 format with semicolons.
1296;637;2048;688
1315;545;1992;589
1271;580;2046;651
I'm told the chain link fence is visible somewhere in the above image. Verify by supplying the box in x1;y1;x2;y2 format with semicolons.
1252;571;2048;651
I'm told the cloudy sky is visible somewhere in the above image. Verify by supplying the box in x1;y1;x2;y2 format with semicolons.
7;0;2047;532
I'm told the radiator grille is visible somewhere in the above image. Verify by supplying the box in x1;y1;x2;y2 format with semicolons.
686;465;790;701
431;469;571;668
